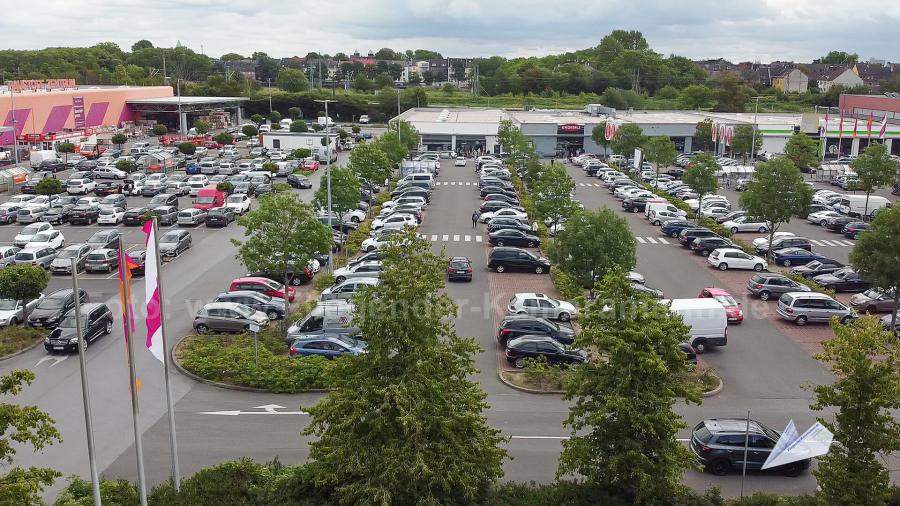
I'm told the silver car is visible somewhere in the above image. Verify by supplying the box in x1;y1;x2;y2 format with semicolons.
507;292;578;322
193;302;269;334
177;209;206;226
14;247;57;268
332;261;383;284
0;246;21;268
319;278;379;301
776;292;854;326
0;294;44;326
50;244;92;274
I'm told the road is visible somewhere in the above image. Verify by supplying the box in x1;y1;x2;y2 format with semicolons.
2;149;896;500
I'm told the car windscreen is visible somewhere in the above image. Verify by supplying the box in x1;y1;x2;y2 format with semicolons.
0;299;18;310
37;297;65;309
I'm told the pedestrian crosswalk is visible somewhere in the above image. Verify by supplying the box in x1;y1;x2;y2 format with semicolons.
809;239;855;247
424;233;483;243
434;181;476;186
630;236;855;247
576;183;604;187
635;237;671;245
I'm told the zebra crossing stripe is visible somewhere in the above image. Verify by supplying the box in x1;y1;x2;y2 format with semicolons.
821;239;840;246
658;237;670;244
430;234;438;241
475;235;482;243
464;235;471;242
442;234;449;241
453;234;460;241
840;240;855;246
466;182;471;186
646;237;657;244
636;237;647;244
810;239;826;246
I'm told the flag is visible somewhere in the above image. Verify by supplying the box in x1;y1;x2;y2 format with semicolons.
878;115;888;139
725;126;734;147
820;112;828;137
117;246;137;335
852;117;858;138
866;112;873;139
711;122;717;142
143;221;165;362
838;111;844;139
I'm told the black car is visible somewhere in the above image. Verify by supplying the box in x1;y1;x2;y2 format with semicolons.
479;200;524;214
318;216;358;234
129;249;146;277
483;193;520;205
755;236;812;255
487;218;532;234
27;289;89;329
94;181;124;196
248;265;313;286
86;229;122;250
690;418;809;476
206;207;235;227
36;160;67;173
392;187;430;202
20;172;53;194
661;220;699;238
68;206;100;225
842;222;869;239
122;207;150;226
505;335;587;369
40;204;75;225
254;184;274;197
487;247;551;274
148;193;178;208
813;269;872;292
44;303;114;353
791;259;845;279
691;236;733;256
286;173;312;189
825;216;856;232
447;256;473;282
480;186;517;199
678;228;716;247
488;228;540;248
715;211;747;224
214;291;286;320
622;196;653;213
497;315;575;347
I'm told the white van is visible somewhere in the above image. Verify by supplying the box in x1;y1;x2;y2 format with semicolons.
279;118;292;130
286;300;354;341
836;195;890;218
645;199;687;219
29;150;62;168
663;298;728;353
399;173;435;187
130;142;152;155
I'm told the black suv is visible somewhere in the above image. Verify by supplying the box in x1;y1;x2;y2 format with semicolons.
690;418;810;476
679;228;717;247
123;207;150;226
487;247;551;274
148;193;178;208
691;236;733;256
68;206;100;225
497;315;575;347
27;289;89;329
755;236;811;255
505;335;587;369
44;303;114;353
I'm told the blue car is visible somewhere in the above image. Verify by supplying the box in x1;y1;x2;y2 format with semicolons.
773;247;826;267
661;220;698;238
185;163;201;175
288;334;367;359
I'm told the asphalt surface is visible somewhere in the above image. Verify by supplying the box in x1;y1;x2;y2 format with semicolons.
3;146;897;499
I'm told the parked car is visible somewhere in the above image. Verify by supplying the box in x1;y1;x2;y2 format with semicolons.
84;248;119;273
496;315;575;347
776;292;854;326
746;273;811;301
14;222;53;247
176;208;206;226
488;228;540;248
287;173;312;189
27;289;89;328
505;335;587;369
721;216;770;234
849;288;898;314
16;207;46;224
0;246;20;268
332;261;383;284
205;207;235;227
224;193;252;215
698;287;743;323
706;248;768;271
661;220;699;238
193;302;270;334
148;193;178;208
320;278;380;301
507;292;577;321
94;181;124;196
122;207;150;226
488;247;551;274
825;216;856;232
67;206;100;225
691;236;733;257
229;276;295;302
772;247;826;267
812;268;871;292
288;334;367;359
790;259;845;279
49;243;92;274
841;221;869;239
151;206;179;226
44;303;114;353
40;204;75;225
66;178;96;195
96;207;125;225
214;291;286;320
158;229;192;257
25;230;65;250
0;294;45;327
447;256;473;282
14;247;56;268
679;228;718;247
86;229;121;250
690;418;810;476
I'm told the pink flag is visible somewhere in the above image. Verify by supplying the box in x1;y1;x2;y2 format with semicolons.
711;122;718;142
820;112;828;137
878;115;888;140
142;221;165;362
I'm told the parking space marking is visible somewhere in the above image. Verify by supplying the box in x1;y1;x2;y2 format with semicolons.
430;234;438;241
475;235;482;243
464;235;471;242
821;239;841;246
810;239;826;246
442;234;449;241
839;240;855;246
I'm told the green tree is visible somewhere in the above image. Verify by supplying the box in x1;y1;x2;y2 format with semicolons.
739;157;813;261
714;73;749;112
215;181;233;194
817;50;859;65
559;271;700;503
656;84;678;99
314;166;360;239
268;111;282;125
213;132;233;146
374;72;394;89
610;123;646;157
291;148;312;160
336;128;349;140
304;230;507;504
115;159;136;173
289;120;308;133
231;193;332;305
850;142;899;218
0;264;49;322
131;39;153;51
287;107;302;120
850;204;900;330
693;119;714;152
784;132;821;170
532;164;579;229
548;209;636;289
375;131;408;166
590;122;611;151
678;84;712;110
241;124;258;138
643;136;677;180
275;68;309;92
177;142;196;156
351;74;373;92
810;317;900;506
349;143;391;185
56;141;75;166
192;120;210;135
111;133;128;150
730;124;761;164
0;370;62;505
152;123;168;136
35;178;63;196
683;152;719;216
250;114;265;127
261;161;278;174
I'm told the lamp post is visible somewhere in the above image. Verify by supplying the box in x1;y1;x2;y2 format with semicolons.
8;86;18;166
315;99;336;271
267;78;273;113
396;88;401;145
176;79;184;136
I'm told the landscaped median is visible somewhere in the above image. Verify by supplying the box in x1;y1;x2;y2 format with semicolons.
0;325;45;360
500;364;723;396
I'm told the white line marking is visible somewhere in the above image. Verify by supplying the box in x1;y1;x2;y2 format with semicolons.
442;234;449;241
464;235;471;242
593;183;601;187
452;234;460;242
658;237;669;244
475;235;482;243
465;182;471;186
636;237;646;244
809;239;826;246
430;234;437;241
646;237;658;244
840;240;855;246
451;182;457;186
820;239;838;246
578;183;586;187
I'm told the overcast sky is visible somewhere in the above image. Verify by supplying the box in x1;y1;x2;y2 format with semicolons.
3;0;898;63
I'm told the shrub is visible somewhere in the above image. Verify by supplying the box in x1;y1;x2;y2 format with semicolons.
177;142;196;156
698;218;734;239
313;273;335;292
784;271;837;298
345;222;370;253
152;123;168;136
550;265;585;302
35;177;63;195
0;325;44;357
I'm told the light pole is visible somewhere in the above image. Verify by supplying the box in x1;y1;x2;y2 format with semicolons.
315;99;336;271
8;86;18;166
749;96;769;162
267;78;273;113
396;88;401;146
176;79;184;136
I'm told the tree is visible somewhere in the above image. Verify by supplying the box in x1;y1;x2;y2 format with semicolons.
57;141;75;166
407;73;422;86
739;157;813;260
152;124;168;136
250;114;265;127
850;143;899;218
287;107;302;120
810;317;900;506
590;122;611;151
177;142;196;156
193;120;210;135
232;193;332;304
609;123;646;158
643;136;677;180
336;128;349;140
0;264;49;322
0;369;62;505
351;74;373;92
35;178;63;196
268;111;282;125
714;73;749;112
375;131;407;166
289;120;307;133
314;166;360;242
678;84;712;110
683;153;719;216
422;70;435;85
850;204;900;330
548;209;636;289
349;143;391;185
693;119;714;152
116;159;136;173
241;124;258;137
559;271;700;503
784;132;821;171
291;148;312;160
351;125;361;134
261;161;278;174
213;132;233;146
111;133;128;150
817;51;859;65
304;230;507;504
373;72;394;89
532;164;579;229
730;124;761;163
275;68;309;93
131;39;153;52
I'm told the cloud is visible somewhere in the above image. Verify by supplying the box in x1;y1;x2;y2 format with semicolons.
0;0;897;63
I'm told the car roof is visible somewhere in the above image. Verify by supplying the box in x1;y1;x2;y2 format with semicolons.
232;276;272;284
46;289;75;298
702;418;768;435
204;301;245;310
450;256;471;262
514;292;550;299
702;287;731;296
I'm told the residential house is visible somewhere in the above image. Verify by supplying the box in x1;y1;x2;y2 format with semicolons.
350;51;376;67
853;62;900;89
753;62;808;93
224;60;257;81
806;64;864;91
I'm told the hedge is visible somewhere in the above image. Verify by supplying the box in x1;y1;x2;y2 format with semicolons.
784;271;838;298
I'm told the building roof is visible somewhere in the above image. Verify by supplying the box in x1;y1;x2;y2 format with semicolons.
126;96;246;106
804;64;854;81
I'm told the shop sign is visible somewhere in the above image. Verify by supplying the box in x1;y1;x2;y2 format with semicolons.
557;123;584;135
8;79;77;92
73;97;85;128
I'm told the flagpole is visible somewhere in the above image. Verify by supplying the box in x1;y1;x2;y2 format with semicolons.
740;410;751;499
120;235;148;506
71;258;102;506
153;217;181;490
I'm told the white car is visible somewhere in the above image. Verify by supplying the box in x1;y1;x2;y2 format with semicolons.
187;175;210;196
454;156;467;167
319;208;366;224
480;208;528;223
699;207;733;220
685;197;729;211
225;193;252;215
360;229;406;252
371;213;417;231
7;195;37;205
97;207;125;225
0;294;44;327
14;223;53;247
648;210;684;226
126;174;146;196
25;229;65;250
194;147;208;157
92;166;127;179
76;197;102;208
807;210;842;226
752;231;796;249
66;178;96;195
332;261;383;283
25;195;57;211
707;248;768;272
507;292;578;321
722;216;770;234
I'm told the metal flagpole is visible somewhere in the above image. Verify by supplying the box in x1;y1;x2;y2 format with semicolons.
315;99;336;271
9;87;18;166
153;217;181;490
120;235;148;506
740;410;751;498
71;258;102;506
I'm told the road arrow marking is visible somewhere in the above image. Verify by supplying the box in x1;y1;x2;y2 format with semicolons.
200;404;308;416
35;355;68;368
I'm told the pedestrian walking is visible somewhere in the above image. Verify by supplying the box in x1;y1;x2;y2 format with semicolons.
472;210;479;228
531;220;538;233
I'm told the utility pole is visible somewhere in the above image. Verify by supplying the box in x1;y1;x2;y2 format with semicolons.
396;88;402;145
267;78;273;113
176;79;184;136
315;99;336;271
750;96;763;162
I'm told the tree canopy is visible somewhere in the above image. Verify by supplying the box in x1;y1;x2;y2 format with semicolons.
850;204;900;330
549;208;636;289
349;143;392;185
532;164;579;228
850;142;899;217
784;133;821;170
683;152;719;210
610;123;646;157
643;136;677;178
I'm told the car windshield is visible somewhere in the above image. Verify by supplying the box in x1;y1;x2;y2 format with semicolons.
713;295;738;307
806;261;822;269
450;261;470;269
196;196;215;204
99;209;115;215
22;224;42;234
334;335;357;347
234;305;255;318
56;248;79;259
30;233;52;242
58;313;86;328
0;299;18;310
266;279;284;290
861;288;883;299
160;233;179;243
37;297;65;309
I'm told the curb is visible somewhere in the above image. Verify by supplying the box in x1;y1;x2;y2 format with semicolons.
498;369;724;397
0;336;44;362
701;370;724;398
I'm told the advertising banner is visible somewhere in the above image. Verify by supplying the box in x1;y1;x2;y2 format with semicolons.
73;97;86;129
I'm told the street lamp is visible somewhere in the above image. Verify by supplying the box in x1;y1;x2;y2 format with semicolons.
8;86;18;165
315;99;336;271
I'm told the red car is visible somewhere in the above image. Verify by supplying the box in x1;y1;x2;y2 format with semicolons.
303;160;320;171
229;276;296;302
698;287;743;323
203;140;223;149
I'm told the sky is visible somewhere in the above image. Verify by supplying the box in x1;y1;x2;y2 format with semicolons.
2;0;898;63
